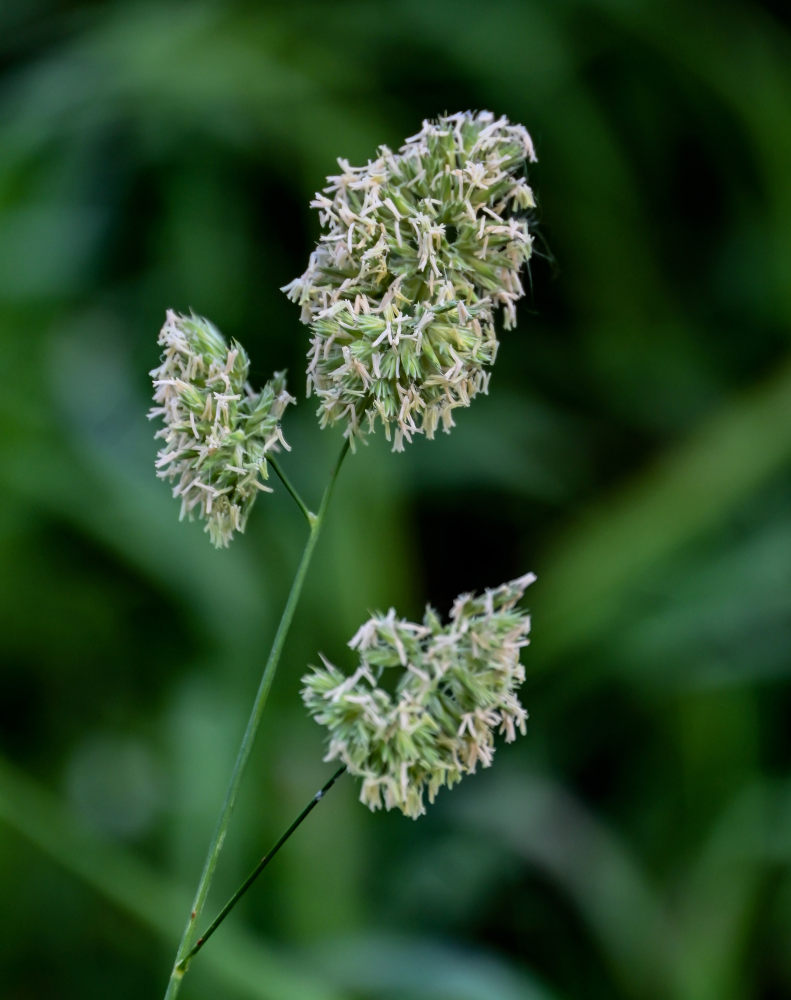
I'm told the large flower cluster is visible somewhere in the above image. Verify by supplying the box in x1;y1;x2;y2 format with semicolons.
302;572;535;818
149;310;294;547
283;111;537;450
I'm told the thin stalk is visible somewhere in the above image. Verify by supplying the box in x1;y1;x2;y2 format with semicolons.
269;454;315;527
179;766;346;971
164;439;350;1000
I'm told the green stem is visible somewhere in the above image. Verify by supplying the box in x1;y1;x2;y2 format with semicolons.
178;766;346;972
164;439;350;1000
269;454;315;527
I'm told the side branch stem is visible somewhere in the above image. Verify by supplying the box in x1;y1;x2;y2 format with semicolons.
269;455;314;526
179;766;346;970
163;439;350;1000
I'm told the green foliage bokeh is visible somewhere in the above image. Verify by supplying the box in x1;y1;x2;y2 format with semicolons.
1;1;790;998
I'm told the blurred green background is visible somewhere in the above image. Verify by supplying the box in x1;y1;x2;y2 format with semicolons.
1;1;790;998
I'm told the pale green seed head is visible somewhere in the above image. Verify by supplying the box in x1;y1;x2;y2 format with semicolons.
283;111;537;451
149;310;294;547
302;572;536;818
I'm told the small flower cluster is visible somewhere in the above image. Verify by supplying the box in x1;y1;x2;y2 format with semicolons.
149;310;294;547
302;572;535;818
283;111;537;450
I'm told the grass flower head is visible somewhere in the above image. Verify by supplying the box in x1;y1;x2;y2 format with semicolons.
149;310;294;547
284;111;537;450
302;572;536;818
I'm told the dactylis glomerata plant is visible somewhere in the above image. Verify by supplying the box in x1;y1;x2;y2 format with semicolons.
150;111;539;998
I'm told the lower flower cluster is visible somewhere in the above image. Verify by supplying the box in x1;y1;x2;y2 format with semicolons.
302;572;535;818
